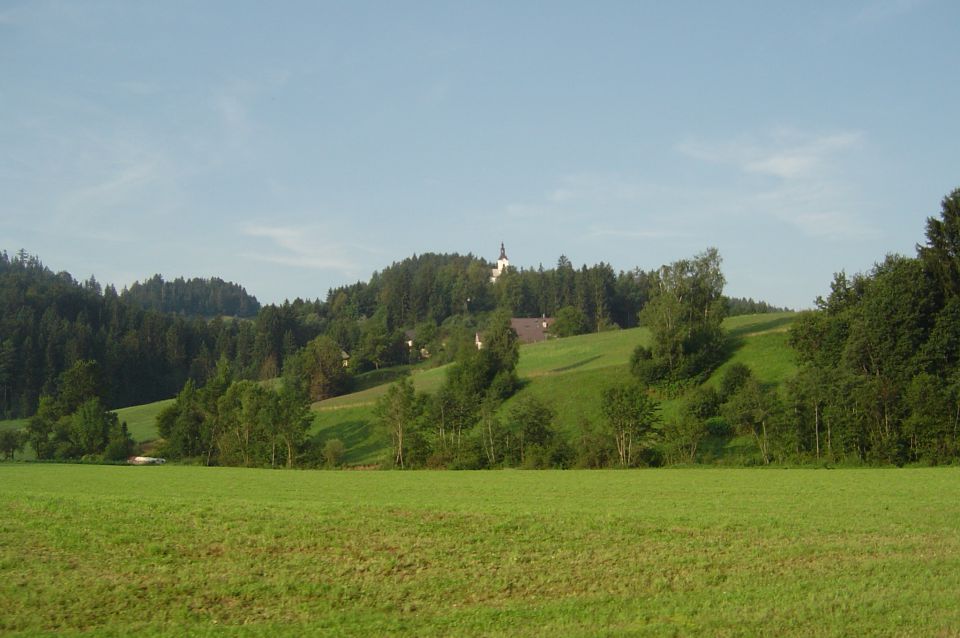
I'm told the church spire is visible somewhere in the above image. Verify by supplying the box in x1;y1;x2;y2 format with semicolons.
499;242;507;260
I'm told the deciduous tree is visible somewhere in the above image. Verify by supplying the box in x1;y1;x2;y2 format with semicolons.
601;382;660;467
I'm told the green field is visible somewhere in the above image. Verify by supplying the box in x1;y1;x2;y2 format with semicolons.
2;464;958;636
114;399;174;442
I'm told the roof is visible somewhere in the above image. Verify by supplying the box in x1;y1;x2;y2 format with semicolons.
510;317;554;344
499;242;508;261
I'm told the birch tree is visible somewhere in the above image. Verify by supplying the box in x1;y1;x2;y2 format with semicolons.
601;382;660;467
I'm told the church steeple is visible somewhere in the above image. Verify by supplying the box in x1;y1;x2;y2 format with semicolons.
491;242;510;283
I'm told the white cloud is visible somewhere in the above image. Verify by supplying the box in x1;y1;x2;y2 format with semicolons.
588;227;683;240
677;131;862;179
547;173;653;204
58;160;161;216
208;72;291;150
677;129;874;240
505;202;548;217
748;183;879;241
240;223;364;272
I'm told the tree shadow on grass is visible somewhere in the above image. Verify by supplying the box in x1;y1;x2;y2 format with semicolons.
350;367;411;393
716;315;796;370
311;419;382;463
726;315;796;339
550;355;603;373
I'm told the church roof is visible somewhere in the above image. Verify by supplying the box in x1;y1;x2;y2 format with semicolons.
499;242;508;260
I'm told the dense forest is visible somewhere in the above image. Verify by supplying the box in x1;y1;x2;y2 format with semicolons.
0;251;332;418
121;274;260;318
783;188;960;464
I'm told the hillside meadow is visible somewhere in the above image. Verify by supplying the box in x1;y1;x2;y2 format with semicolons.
0;313;798;466
312;312;798;465
1;464;958;636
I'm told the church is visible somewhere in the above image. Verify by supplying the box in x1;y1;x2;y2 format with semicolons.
490;242;509;283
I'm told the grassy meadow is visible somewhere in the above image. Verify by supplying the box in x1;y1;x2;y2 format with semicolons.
2;463;959;636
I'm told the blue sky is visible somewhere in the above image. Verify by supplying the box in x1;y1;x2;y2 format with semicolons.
1;1;958;309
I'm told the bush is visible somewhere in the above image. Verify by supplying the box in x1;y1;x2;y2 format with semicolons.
630;346;665;384
706;416;732;437
322;438;346;468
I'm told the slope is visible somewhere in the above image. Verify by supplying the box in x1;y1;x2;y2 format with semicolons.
312;312;798;464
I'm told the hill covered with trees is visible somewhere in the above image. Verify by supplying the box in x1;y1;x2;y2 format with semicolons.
0;239;795;467
121;274;260;318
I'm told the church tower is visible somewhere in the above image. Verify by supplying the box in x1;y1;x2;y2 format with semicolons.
491;242;510;282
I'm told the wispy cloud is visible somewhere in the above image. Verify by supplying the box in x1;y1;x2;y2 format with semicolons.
677;129;874;240
49;149;176;243
548;173;655;205
502;173;696;247
240;223;365;273
505;174;666;219
677;131;862;179
588;227;683;240
748;183;879;241
209;71;291;151
58;160;161;218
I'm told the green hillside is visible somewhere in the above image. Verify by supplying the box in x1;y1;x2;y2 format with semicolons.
0;400;171;461
312;312;798;464
114;399;174;442
0;312;797;465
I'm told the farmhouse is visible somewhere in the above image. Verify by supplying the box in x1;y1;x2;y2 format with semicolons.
475;316;555;349
510;316;555;343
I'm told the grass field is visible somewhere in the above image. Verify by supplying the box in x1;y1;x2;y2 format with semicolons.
2;463;958;636
114;399;174;442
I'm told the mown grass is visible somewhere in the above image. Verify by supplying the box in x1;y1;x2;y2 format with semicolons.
1;464;958;636
114;399;174;442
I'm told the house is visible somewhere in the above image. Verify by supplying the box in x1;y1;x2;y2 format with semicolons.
510;316;555;344
490;242;510;283
475;316;555;350
341;350;351;368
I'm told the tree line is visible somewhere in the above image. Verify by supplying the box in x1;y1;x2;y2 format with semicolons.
121;274;260;318
781;188;960;464
1;246;786;422
648;190;960;466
